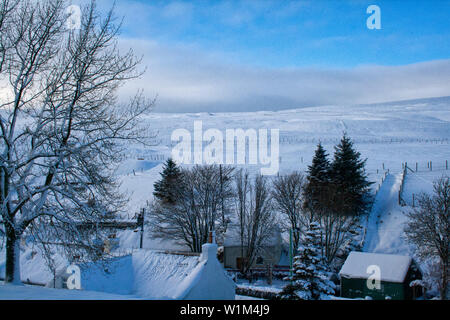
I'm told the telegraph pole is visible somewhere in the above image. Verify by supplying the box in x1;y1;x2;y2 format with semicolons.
138;208;144;249
289;229;293;279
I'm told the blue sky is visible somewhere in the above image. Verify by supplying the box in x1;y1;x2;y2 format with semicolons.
109;0;450;68
77;0;450;112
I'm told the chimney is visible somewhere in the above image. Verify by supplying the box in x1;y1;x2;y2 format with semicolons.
208;231;212;243
208;230;216;244
200;232;218;262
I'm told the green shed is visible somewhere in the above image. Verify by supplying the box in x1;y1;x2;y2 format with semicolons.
339;251;422;300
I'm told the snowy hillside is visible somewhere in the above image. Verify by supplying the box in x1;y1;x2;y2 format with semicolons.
119;96;450;215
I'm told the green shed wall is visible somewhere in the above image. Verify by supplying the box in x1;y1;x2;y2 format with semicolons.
341;277;406;300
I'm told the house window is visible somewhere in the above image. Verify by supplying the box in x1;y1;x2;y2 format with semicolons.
256;256;264;265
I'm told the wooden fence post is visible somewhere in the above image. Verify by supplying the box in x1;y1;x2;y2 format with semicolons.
266;264;273;285
398;165;407;206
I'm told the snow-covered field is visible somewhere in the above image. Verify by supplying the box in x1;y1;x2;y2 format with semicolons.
119;96;450;214
1;96;449;299
118;96;450;254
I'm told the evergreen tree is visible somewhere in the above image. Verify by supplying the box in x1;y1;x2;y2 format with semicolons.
279;222;335;300
307;142;330;183
304;142;331;216
330;133;372;216
153;158;183;204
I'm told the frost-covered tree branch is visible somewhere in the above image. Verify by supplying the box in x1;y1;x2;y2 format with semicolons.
0;0;154;283
405;176;449;300
149;165;234;252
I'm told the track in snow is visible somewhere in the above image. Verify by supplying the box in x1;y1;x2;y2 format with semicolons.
363;172;411;255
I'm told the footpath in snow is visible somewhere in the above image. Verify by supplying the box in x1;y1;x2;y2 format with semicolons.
363;172;411;255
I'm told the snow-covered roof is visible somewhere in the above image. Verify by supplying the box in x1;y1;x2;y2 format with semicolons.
80;246;235;299
74;250;199;298
3;238;234;299
130;250;201;299
223;224;282;247
339;251;412;283
173;243;236;300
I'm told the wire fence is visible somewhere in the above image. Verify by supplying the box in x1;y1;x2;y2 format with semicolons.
394;160;450;208
398;165;408;206
278;136;449;145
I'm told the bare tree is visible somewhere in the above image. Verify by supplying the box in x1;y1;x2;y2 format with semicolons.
272;171;308;253
404;176;449;300
314;183;361;268
303;180;361;268
217;164;234;242
233;170;276;274
148;164;234;252
318;211;360;268
0;0;153;283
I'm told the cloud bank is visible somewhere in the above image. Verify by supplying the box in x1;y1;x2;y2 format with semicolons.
119;38;450;113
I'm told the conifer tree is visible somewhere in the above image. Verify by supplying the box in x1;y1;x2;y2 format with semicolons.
304;143;331;217
153;158;183;204
279;222;335;300
330;133;372;216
